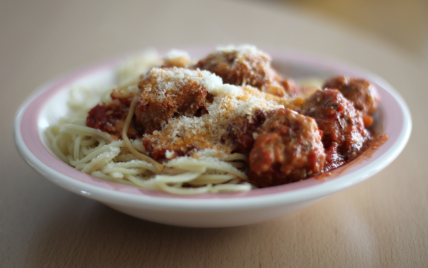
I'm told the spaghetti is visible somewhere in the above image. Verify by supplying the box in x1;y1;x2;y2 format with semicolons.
46;45;382;194
47;50;258;194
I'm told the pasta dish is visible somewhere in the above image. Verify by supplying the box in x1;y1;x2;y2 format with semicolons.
46;45;382;194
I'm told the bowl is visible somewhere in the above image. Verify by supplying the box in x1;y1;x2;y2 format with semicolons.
14;48;411;227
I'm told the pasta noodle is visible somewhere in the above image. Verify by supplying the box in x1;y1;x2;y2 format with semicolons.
46;51;253;194
47;46;382;194
47;115;253;194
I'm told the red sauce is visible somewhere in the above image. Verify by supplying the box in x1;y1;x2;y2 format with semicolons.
86;92;143;139
314;134;388;180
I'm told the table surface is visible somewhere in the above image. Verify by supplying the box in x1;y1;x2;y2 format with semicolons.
1;0;427;267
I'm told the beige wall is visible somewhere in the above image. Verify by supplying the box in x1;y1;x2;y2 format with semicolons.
264;0;428;63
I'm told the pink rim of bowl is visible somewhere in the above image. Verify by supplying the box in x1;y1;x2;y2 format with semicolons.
14;48;411;211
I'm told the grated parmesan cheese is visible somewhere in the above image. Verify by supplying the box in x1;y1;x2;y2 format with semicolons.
163;49;190;61
162;49;191;68
141;67;240;101
165;150;174;159
143;71;286;158
216;44;269;59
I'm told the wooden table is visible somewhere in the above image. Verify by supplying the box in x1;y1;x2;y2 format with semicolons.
2;0;427;267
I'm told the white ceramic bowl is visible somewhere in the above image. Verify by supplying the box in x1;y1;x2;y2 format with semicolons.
15;48;411;227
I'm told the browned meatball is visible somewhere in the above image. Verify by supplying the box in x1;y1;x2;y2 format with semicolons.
143;128;206;161
196;46;297;98
135;67;211;134
227;109;275;155
248;108;325;187
323;76;380;116
303;89;368;171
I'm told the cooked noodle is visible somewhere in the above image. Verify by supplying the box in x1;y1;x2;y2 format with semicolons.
46;52;253;194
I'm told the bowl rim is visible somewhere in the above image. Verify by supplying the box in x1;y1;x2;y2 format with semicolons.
14;48;412;212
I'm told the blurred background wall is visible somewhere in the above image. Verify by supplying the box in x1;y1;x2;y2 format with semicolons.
251;0;428;65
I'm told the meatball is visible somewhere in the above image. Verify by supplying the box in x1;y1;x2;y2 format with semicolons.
248;108;325;187
135;67;212;134
196;45;297;98
227;109;274;155
323;76;380;116
303;89;368;171
86;95;143;140
142;119;217;161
